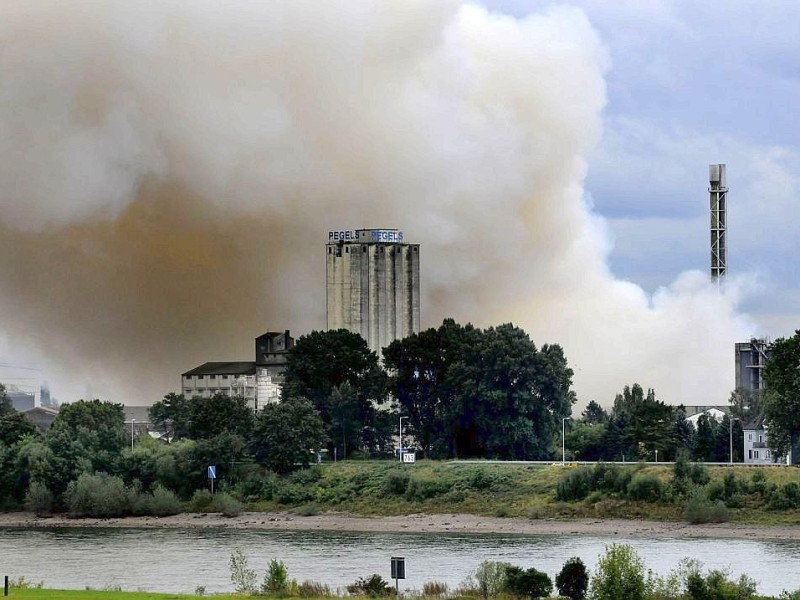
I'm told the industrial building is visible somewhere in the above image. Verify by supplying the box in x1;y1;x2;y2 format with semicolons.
326;228;420;356
735;338;772;392
181;330;293;411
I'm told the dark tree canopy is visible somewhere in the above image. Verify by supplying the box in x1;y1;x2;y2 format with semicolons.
763;330;800;461
283;329;387;454
555;557;589;600
251;398;327;473
149;392;192;439
186;393;253;441
0;383;13;417
384;319;575;459
603;384;676;461
0;412;38;447
582;400;607;425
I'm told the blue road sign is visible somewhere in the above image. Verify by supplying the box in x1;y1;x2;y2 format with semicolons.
208;465;216;479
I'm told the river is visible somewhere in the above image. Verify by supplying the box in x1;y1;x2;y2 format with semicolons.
1;527;799;596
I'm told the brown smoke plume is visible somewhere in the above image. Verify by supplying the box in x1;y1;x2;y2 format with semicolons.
0;1;752;405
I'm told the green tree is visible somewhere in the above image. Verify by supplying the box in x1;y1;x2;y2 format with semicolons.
589;544;647;600
252;398;327;473
763;331;800;462
385;320;575;459
504;566;552;599
604;385;675;460
0;412;38;446
556;557;589;600
565;422;606;461
0;383;13;416
582;401;607;424
149;392;192;439
43;399;127;496
284;330;386;454
188;392;253;441
693;414;717;462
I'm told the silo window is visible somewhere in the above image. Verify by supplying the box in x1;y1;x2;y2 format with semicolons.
328;248;332;254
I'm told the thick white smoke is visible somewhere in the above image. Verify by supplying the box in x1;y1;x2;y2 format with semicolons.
0;1;753;406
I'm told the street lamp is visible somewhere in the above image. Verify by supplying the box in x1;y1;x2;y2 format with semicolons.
131;418;135;451
561;417;569;465
729;416;741;464
399;416;408;463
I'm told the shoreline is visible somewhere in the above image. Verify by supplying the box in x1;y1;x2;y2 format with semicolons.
2;511;800;540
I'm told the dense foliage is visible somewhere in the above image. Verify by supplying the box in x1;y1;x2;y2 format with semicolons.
763;330;800;460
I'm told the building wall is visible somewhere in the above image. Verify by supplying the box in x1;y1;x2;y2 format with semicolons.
735;339;772;392
743;428;776;464
326;229;420;355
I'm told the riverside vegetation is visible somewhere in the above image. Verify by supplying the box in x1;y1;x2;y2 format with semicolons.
15;453;800;524
7;543;800;599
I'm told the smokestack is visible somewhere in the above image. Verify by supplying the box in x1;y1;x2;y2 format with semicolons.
709;163;728;283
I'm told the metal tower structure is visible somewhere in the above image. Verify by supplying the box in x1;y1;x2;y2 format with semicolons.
709;164;728;282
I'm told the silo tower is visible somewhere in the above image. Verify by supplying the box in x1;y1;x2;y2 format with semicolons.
709;164;728;282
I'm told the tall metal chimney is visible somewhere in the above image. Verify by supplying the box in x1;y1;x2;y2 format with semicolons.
709;164;727;282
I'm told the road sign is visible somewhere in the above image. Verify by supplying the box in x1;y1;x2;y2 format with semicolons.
402;452;416;464
391;557;405;579
208;465;216;479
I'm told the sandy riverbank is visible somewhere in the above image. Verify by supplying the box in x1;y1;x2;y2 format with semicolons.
1;511;800;540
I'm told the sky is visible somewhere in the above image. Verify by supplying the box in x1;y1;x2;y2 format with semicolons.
486;0;800;330
0;1;797;409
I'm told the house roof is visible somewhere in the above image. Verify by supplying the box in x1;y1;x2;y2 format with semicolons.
743;414;767;431
181;361;256;377
21;406;59;416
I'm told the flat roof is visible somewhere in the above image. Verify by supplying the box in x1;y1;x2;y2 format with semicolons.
182;362;256;377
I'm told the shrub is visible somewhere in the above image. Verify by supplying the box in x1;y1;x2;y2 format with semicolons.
684;489;729;524
67;472;129;518
211;492;242;517
298;580;333;597
589;544;647;600
229;549;257;594
504;566;552;599
191;489;213;512
556;468;591;501
404;477;448;501
556;557;589;600
294;502;321;516
347;574;392;597
261;559;289;595
469;469;494;490
423;581;449;597
25;480;53;516
149;485;182;516
723;471;739;499
275;482;314;505
689;463;710;486
686;568;757;600
473;560;511;600
626;473;662;502
383;470;411;496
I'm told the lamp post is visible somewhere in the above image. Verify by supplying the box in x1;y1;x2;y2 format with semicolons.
131;418;135;451
561;417;569;465
729;416;741;464
399;416;407;463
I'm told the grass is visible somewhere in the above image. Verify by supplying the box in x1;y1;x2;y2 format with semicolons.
243;460;800;525
6;590;241;600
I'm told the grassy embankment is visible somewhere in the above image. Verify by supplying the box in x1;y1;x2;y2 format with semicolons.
241;460;800;524
4;591;232;600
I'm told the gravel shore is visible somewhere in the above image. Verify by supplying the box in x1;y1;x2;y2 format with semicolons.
1;511;800;540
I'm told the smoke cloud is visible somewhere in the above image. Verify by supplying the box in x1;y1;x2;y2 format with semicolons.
0;1;752;406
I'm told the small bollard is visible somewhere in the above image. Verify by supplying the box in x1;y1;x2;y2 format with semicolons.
4;575;9;596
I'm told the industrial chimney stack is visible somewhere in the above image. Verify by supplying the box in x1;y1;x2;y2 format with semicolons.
709;164;728;283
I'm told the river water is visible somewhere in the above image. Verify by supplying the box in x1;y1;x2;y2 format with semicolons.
1;527;799;596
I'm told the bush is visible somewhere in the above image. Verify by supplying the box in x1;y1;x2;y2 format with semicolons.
67;472;129;518
689;463;710;486
192;489;213;512
25;481;53;516
229;549;257;594
148;485;182;516
686;568;757;600
211;492;242;517
589;544;646;600
556;468;591;501
347;574;392;597
504;566;552;599
556;557;589;600
261;559;289;595
626;473;662;502
422;581;448;597
473;560;511;600
684;489;729;524
383;470;411;496
404;477;448;501
298;580;333;597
